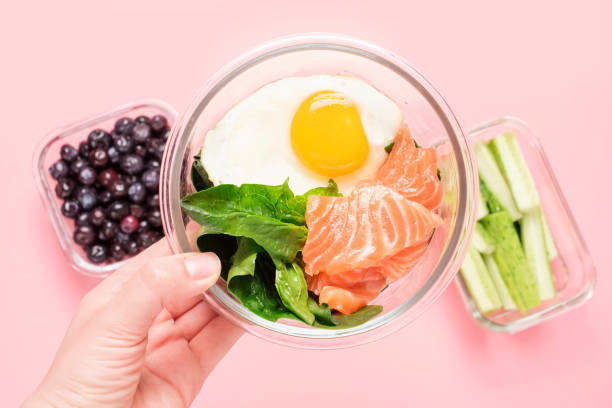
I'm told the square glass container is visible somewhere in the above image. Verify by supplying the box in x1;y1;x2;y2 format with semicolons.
33;100;177;277
455;117;597;332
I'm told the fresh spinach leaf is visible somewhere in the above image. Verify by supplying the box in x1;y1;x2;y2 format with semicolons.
227;237;262;282
330;305;383;328
195;232;237;280
384;141;395;153
273;258;315;325
227;248;299;322
307;298;335;326
190;154;213;192
181;184;308;261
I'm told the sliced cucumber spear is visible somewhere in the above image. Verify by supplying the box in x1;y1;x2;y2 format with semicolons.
472;222;495;255
480;211;540;312
539;210;558;260
474;143;522;221
521;210;556;300
483;253;517;310
461;246;502;314
476;186;489;220
488;133;540;213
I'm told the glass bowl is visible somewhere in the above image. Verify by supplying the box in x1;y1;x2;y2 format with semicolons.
455;117;597;332
160;33;478;348
33;100;177;278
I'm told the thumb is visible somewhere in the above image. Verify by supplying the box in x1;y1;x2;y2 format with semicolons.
97;251;221;341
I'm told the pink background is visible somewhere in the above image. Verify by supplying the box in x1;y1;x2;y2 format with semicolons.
1;0;611;406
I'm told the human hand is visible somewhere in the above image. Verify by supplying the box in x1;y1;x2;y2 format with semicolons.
23;239;243;408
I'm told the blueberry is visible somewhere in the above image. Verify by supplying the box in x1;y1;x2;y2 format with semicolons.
77;188;98;210
61;200;80;218
129;203;146;219
136;229;156;248
60;144;79;162
109;242;125;261
74;225;96;246
141;169;159;191
109;178;128;199
98;190;112;204
132;123;152;144
87;244;108;263
120;215;139;234
114;231;131;248
106;200;129;220
146;138;165;159
78;141;91;157
89;206;106;226
137;219;149;231
124;240;140;255
147;193;160;208
122;174;138;185
119;154;144;175
114;117;134;135
147;208;162;227
100;219;118;239
87;129;112;149
49;160;69;180
97;168;117;187
75;212;91;226
89;148;109;168
70;157;87;175
107;146;120;164
134;144;147;157
55;178;75;198
160;130;170;142
114;134;134;154
150;115;168;132
127;181;146;203
77;166;97;186
146;159;160;170
134;115;151;125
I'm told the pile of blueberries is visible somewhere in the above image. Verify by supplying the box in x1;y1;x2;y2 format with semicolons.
49;115;169;263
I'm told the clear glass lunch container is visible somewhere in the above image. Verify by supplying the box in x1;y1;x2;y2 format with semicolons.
33;100;177;278
455;117;597;333
159;34;478;348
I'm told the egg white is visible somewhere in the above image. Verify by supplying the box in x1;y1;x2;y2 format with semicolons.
201;75;402;195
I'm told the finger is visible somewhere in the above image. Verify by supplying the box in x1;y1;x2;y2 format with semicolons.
95;251;222;342
166;293;205;320
189;316;243;379
75;239;173;323
174;300;217;341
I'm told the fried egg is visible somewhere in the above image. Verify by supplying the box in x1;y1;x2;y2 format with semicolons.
201;75;402;194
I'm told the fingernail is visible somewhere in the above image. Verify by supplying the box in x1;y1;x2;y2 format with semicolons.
184;252;221;280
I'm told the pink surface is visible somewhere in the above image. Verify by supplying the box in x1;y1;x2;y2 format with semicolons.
1;1;611;406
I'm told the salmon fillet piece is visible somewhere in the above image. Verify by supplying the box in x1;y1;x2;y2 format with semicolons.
303;184;442;276
376;125;442;210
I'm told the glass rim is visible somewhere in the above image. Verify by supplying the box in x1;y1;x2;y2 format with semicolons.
160;33;478;347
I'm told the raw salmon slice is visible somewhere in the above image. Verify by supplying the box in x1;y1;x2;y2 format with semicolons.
319;286;371;315
376;125;442;210
376;241;428;283
307;268;387;297
303;184;442;276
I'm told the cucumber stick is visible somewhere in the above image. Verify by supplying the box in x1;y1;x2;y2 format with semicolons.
461;246;502;314
472;222;495;254
483;253;517;310
521;210;556;300
488;133;540;213
477;186;489;220
474;143;522;221
539;210;558;260
480;211;540;312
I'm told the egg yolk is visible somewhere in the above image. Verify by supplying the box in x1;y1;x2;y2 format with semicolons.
291;91;369;177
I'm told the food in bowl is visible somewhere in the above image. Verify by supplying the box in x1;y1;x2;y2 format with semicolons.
48;115;170;263
180;74;443;328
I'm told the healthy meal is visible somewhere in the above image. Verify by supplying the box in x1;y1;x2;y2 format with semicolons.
181;75;443;328
48;115;170;263
460;132;558;314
